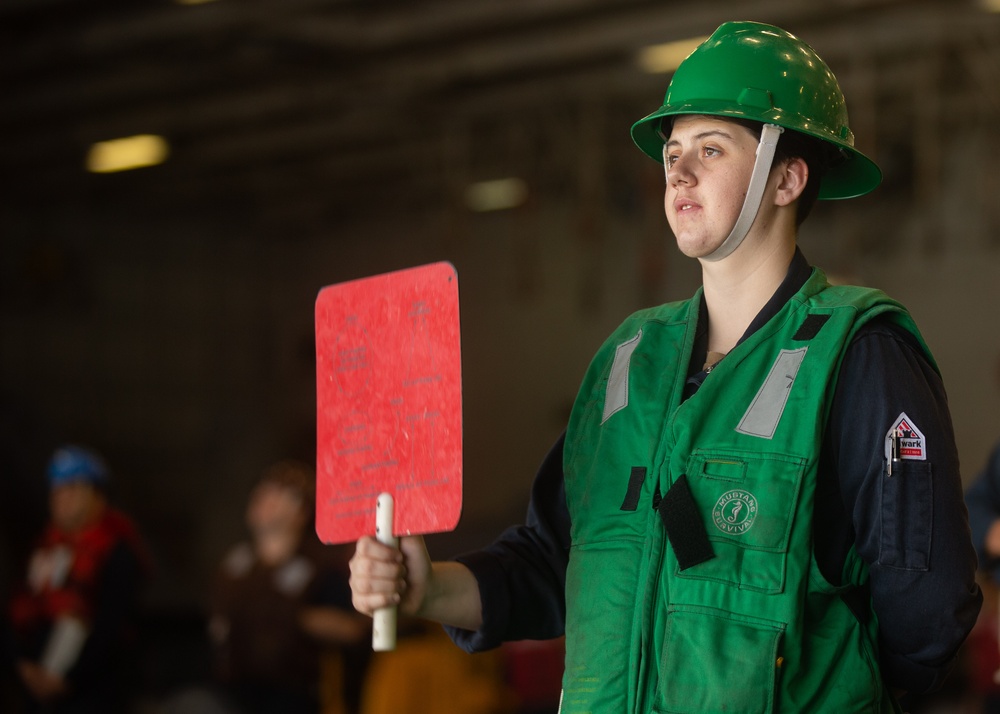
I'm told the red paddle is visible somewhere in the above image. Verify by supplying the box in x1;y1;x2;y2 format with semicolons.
315;261;463;649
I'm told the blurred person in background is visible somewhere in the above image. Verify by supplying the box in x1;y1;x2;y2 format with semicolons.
208;459;368;714
962;356;1000;712
4;444;149;714
348;20;982;713
967;440;1000;585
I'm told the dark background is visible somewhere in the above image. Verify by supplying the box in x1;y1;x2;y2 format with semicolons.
2;0;1000;706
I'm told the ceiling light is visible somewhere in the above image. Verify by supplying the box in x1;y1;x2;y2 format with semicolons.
979;0;1000;11
86;134;170;173
463;178;528;212
635;36;708;74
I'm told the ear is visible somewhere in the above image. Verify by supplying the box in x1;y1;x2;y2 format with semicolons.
774;156;808;207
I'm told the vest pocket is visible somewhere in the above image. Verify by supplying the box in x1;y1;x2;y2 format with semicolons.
654;605;783;714
676;450;807;593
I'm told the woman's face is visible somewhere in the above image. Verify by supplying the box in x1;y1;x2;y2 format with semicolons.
663;114;761;259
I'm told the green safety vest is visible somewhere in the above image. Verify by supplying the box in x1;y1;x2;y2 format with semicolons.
562;268;931;713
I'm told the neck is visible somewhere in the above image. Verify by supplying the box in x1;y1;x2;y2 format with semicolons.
699;230;796;355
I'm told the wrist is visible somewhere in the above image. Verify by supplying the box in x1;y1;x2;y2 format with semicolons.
419;561;482;631
414;562;444;620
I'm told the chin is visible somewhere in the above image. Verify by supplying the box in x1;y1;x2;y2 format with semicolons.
674;238;718;259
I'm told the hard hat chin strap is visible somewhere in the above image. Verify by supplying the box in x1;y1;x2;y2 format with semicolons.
702;123;783;262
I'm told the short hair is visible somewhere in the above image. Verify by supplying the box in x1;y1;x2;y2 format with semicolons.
726;117;838;226
258;459;315;513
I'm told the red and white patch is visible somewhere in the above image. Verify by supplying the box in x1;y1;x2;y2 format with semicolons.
884;412;927;462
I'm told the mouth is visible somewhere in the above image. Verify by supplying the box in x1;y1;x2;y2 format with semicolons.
673;198;699;213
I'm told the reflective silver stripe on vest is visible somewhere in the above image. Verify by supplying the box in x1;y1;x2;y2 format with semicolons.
602;329;642;424
736;346;808;439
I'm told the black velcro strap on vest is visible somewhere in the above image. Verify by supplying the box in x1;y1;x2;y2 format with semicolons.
792;313;831;341
658;474;715;570
620;467;647;512
840;581;872;626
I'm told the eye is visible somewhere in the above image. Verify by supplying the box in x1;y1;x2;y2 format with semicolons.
703;145;721;158
665;152;679;168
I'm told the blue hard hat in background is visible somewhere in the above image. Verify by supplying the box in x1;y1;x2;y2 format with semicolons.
47;445;109;488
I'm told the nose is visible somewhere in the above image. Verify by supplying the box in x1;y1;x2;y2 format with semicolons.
667;155;695;188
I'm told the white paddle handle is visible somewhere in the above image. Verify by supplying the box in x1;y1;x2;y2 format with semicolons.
373;492;398;651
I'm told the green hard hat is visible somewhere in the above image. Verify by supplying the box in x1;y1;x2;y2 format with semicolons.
630;21;881;200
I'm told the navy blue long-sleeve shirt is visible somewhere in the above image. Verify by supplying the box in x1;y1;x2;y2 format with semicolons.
447;250;981;695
